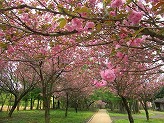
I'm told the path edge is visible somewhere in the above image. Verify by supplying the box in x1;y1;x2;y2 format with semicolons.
86;109;99;123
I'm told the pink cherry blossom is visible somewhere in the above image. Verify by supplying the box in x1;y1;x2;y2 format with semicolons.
128;10;143;24
101;80;107;86
52;45;61;54
100;69;116;82
40;48;47;55
66;24;74;32
81;12;87;17
123;55;128;62
142;35;147;40
0;60;6;70
135;38;143;45
93;79;98;85
116;52;124;59
21;13;30;22
109;11;116;16
120;33;127;38
84;22;95;30
106;62;113;69
71;18;83;32
95;82;101;87
113;66;120;74
151;0;159;3
130;38;144;46
7;45;15;54
115;44;121;49
95;80;107;87
88;0;97;6
111;0;125;8
77;3;82;7
66;0;72;2
126;40;132;46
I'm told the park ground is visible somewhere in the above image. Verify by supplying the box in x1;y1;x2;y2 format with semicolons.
0;108;164;123
109;109;164;123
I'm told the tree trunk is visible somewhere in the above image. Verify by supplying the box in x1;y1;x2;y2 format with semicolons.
152;101;155;111
133;100;139;114
52;95;55;109
8;96;19;117
145;107;149;121
43;95;51;123
121;96;134;123
119;100;126;113
0;101;5;111
57;100;60;109
141;101;149;121
33;100;35;109
17;102;20;111
65;92;69;117
42;84;51;123
110;101;114;111
36;98;40;110
0;103;4;111
75;101;78;113
24;99;28;110
7;94;12;111
45;101;50;123
8;88;33;116
40;100;42;109
30;98;33;110
84;99;89;110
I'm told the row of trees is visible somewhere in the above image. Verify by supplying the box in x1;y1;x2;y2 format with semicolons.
0;60;97;117
0;0;164;123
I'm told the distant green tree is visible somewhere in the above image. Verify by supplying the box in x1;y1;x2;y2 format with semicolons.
90;89;121;111
155;87;164;98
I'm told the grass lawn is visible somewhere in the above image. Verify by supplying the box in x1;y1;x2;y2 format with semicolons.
114;119;164;123
0;109;94;123
108;110;164;123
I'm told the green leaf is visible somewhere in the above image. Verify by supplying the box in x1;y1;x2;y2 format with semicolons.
0;42;7;49
126;0;132;5
78;6;89;13
49;41;54;47
0;24;6;30
59;18;67;28
0;0;4;9
116;14;127;19
132;27;145;37
96;23;102;32
41;24;51;30
158;29;164;35
82;64;88;70
153;1;164;10
57;4;63;12
157;8;164;15
111;48;116;56
48;4;54;9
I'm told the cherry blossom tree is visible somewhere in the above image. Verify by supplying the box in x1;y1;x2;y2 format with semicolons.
98;40;163;123
58;66;96;116
135;79;164;121
1;1;164;123
0;62;38;117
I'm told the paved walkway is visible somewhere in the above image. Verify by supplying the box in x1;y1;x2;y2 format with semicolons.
88;109;112;123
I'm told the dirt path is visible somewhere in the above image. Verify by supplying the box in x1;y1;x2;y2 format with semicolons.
88;109;112;123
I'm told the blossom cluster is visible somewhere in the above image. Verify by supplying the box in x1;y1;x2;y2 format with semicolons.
100;62;116;82
66;18;95;32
